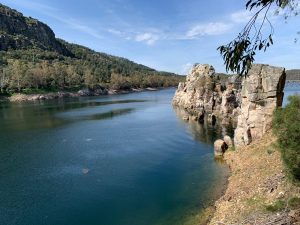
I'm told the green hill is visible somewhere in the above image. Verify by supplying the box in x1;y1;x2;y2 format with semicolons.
286;69;300;81
0;3;183;94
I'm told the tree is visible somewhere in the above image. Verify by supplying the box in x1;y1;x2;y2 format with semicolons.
0;68;9;93
273;95;300;180
9;60;27;92
84;69;97;89
218;0;299;76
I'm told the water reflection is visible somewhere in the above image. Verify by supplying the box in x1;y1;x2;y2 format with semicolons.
0;99;143;131
173;107;234;145
0;89;231;225
81;108;135;120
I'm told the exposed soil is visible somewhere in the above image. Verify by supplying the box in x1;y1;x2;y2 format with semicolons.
209;132;300;225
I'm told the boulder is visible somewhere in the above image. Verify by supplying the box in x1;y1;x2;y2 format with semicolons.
223;135;233;147
214;139;228;157
78;89;94;96
94;88;108;95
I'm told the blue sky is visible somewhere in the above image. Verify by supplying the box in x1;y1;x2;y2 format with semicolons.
2;0;300;74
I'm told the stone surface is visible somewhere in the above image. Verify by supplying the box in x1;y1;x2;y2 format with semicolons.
214;139;228;157
0;4;71;55
223;135;233;147
172;63;286;149
234;64;286;148
173;64;239;123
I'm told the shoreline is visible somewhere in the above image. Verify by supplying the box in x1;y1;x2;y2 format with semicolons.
181;158;231;225
208;132;300;225
1;87;175;103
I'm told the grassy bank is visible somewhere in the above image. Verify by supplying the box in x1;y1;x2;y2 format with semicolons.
208;132;300;224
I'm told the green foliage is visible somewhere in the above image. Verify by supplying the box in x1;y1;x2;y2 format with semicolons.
288;196;300;209
273;95;300;180
228;146;236;152
265;200;286;212
0;45;183;94
218;0;298;75
265;197;300;212
0;3;184;94
267;148;275;155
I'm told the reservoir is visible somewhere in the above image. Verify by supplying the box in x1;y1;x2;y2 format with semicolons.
0;88;229;225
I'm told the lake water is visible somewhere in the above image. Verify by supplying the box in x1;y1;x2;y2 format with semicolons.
0;88;229;225
283;82;300;105
1;83;299;225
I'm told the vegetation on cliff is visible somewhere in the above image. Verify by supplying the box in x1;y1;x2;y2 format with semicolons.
273;95;300;181
0;4;183;94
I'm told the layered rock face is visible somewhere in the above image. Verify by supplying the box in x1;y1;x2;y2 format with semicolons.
173;64;239;124
234;64;286;148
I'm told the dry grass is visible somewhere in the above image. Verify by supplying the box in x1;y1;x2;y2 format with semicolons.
209;132;300;225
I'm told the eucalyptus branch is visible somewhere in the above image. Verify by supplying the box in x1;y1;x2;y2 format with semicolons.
218;0;299;76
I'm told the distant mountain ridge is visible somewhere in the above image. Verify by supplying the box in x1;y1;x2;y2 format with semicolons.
0;4;183;94
286;69;300;81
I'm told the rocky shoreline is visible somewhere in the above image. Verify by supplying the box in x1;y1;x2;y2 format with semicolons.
1;87;164;102
172;63;300;224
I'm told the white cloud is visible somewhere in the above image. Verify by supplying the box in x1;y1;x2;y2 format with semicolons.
186;22;232;38
181;63;193;75
230;8;279;25
107;28;122;35
230;10;253;24
135;33;160;45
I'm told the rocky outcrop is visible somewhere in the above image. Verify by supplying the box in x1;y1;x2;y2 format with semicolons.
173;63;286;149
0;4;71;55
234;64;286;148
173;64;239;125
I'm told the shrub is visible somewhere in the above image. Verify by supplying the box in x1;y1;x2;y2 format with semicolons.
265;200;285;212
288;197;300;209
273;95;300;181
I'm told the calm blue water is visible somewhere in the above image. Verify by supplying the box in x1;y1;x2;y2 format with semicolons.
283;83;300;105
0;88;228;225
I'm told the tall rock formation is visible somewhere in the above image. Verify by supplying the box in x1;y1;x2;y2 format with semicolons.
173;64;239;124
234;64;286;148
173;63;286;150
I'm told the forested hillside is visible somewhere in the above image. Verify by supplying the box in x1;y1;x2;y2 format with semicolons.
286;69;300;81
0;4;183;94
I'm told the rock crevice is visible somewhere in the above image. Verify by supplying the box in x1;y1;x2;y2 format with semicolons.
173;63;286;149
172;64;240;125
234;64;286;148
